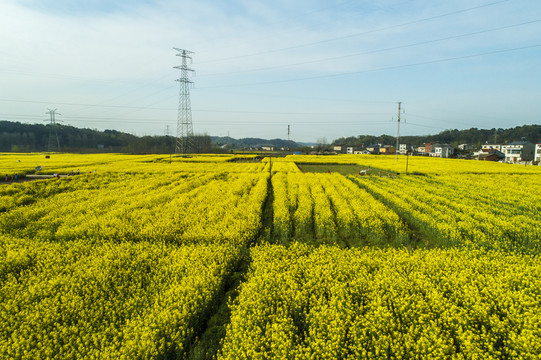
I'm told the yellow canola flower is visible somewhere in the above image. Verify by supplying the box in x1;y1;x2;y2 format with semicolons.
351;172;541;252
0;235;241;359
220;244;541;359
1;170;268;247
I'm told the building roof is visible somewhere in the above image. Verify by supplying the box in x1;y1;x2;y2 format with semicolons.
481;149;504;155
507;141;531;146
479;152;504;160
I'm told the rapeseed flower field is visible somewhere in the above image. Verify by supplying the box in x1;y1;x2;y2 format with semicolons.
1;153;540;358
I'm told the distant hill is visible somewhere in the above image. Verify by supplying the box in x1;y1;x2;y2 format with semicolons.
0;121;135;152
1;120;539;153
0;121;186;153
0;121;299;153
332;125;541;148
211;136;299;149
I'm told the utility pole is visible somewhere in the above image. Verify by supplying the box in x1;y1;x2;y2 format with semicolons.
45;108;61;152
174;48;195;154
395;102;401;161
164;125;173;161
406;150;410;175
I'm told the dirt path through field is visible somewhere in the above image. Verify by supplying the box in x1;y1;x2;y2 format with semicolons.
0;174;72;185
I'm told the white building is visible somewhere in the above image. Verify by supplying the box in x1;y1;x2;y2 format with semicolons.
458;144;475;151
482;144;502;152
347;146;362;154
535;143;541;163
399;143;413;154
434;144;454;158
501;141;535;163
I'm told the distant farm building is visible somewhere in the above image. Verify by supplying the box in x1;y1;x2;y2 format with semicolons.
502;141;535;163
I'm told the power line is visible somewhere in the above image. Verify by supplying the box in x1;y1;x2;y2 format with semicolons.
0;117;405;127
199;44;541;89
405;122;447;130
0;96;393;110
0;98;174;111
406;113;473;127
196;0;511;64
1;43;537;126
202;19;541;77
67;84;175;119
0;108;391;120
195;0;359;57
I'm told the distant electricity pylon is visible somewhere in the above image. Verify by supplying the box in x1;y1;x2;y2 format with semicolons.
45;108;61;152
395;102;401;161
173;48;195;154
288;125;291;142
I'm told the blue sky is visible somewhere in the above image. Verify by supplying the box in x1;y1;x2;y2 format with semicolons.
1;0;540;142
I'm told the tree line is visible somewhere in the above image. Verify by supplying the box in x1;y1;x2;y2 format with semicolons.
1;120;539;153
332;125;541;149
0;121;214;153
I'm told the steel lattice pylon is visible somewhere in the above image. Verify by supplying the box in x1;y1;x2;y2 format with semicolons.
174;48;195;154
45;108;61;152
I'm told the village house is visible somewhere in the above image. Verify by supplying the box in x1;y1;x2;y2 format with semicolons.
424;142;441;156
477;149;505;161
434;144;454;158
474;147;498;160
501;141;535;163
345;146;362;154
482;144;502;152
379;145;395;154
458;144;475;151
399;143;413;154
535;143;541;163
366;144;380;154
333;145;347;154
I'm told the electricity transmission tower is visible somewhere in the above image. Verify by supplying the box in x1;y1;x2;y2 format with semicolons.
45;108;61;152
174;48;195;154
286;125;291;150
395;102;401;161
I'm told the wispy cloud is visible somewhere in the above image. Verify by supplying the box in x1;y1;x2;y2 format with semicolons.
1;0;540;140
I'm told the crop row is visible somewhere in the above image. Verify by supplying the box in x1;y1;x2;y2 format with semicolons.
0;153;267;177
0;171;269;246
352;174;541;253
0;235;241;359
271;172;408;247
273;155;541;175
220;243;541;359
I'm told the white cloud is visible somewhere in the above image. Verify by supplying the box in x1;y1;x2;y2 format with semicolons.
1;0;540;141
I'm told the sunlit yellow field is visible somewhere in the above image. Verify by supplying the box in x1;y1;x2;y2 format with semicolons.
1;153;540;358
